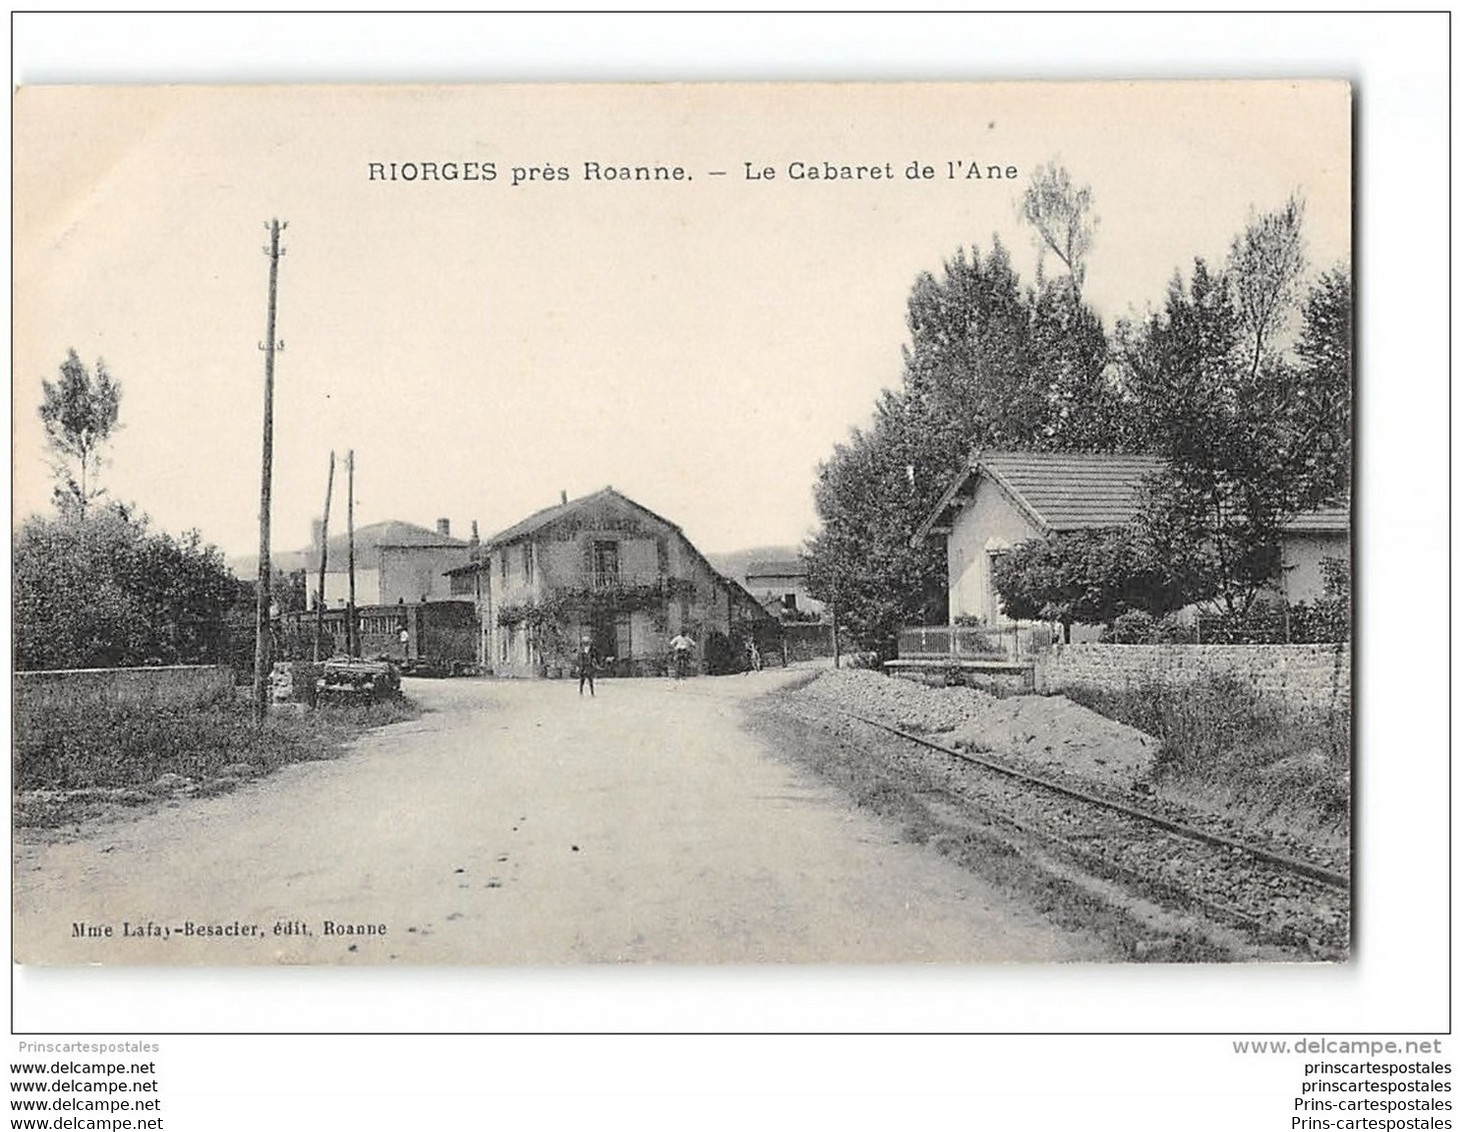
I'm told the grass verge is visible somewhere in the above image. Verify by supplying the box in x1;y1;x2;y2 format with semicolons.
1060;675;1350;848
15;689;420;827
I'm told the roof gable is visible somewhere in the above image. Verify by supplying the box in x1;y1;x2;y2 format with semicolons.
978;451;1166;532
915;449;1347;544
479;487;679;550
745;557;807;578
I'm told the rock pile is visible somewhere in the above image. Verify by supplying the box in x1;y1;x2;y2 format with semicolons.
798;669;1160;792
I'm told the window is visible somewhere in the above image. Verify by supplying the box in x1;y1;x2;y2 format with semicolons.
523;543;534;585
783;593;798;613
592;540;620;587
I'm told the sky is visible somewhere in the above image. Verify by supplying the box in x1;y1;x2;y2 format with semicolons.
13;81;1350;563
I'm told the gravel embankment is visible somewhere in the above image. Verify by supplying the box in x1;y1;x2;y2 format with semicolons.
796;668;1160;792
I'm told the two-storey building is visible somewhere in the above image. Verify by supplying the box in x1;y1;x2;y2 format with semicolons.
448;487;774;676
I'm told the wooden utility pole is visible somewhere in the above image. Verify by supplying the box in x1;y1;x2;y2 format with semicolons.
314;451;336;664
346;448;358;658
253;218;286;727
831;594;841;669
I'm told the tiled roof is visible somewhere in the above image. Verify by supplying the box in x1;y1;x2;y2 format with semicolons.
352;520;467;550
745;558;807;578
477;487;679;550
260;520;466;574
1282;506;1350;533
975;451;1166;532
914;449;1349;543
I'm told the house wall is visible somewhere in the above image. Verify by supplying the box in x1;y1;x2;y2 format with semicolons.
746;575;824;618
1279;532;1348;604
378;545;471;604
479;498;741;677
946;482;1043;624
319;568;382;608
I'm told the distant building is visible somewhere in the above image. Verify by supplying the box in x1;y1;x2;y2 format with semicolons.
447;487;776;676
744;557;824;620
273;518;474;608
915;450;1349;629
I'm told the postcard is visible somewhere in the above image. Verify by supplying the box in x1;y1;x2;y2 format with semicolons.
12;81;1351;965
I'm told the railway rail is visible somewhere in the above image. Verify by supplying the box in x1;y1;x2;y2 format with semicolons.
755;688;1351;961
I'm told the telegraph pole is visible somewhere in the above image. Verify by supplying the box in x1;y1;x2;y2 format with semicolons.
314;451;336;664
346;449;358;658
253;218;287;727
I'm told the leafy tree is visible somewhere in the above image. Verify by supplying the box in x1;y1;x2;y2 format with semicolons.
1119;238;1350;615
808;204;1147;651
1283;264;1352;507
1226;194;1307;381
991;527;1196;638
1118;260;1288;614
39;349;122;518
806;392;947;656
14;506;242;671
1020;161;1097;301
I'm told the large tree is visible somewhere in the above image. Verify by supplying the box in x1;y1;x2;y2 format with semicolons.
40;349;122;518
808;207;1137;650
14;505;241;671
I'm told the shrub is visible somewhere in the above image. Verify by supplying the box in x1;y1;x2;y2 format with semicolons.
1104;609;1157;643
704;630;747;675
1061;675;1349;837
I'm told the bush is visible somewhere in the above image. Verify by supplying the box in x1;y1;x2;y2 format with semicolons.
1104;609;1157;643
703;630;747;675
1061;675;1349;835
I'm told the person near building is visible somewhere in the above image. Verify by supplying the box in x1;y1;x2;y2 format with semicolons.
669;631;696;680
576;637;598;697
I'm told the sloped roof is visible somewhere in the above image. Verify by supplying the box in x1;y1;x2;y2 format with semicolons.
449;489;762;612
1282;505;1350;533
915;450;1347;543
977;451;1166;533
476;486;684;551
745;557;808;579
256;519;467;575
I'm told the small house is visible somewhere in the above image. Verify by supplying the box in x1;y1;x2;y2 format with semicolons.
744;556;824;619
914;450;1349;630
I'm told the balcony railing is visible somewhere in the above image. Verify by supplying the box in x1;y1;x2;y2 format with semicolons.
548;570;669;589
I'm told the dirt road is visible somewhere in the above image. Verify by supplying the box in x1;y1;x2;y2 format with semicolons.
13;671;1111;964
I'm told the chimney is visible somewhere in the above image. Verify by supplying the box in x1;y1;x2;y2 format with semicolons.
436;518;451;537
469;520;481;561
560;490;568;506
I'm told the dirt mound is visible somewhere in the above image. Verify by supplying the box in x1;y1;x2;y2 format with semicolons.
800;668;996;733
945;696;1158;789
799;669;1159;791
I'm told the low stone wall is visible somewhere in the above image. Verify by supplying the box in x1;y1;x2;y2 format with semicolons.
1038;643;1350;716
15;665;235;711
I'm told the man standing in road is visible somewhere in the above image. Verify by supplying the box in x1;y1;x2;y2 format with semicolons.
669;631;696;680
577;637;598;697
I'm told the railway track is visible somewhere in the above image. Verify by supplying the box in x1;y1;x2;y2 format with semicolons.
753;688;1350;961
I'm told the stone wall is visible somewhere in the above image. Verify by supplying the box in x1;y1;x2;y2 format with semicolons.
1038;643;1351;716
15;665;235;711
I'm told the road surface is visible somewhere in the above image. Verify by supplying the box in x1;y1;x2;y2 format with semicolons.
14;671;1110;964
